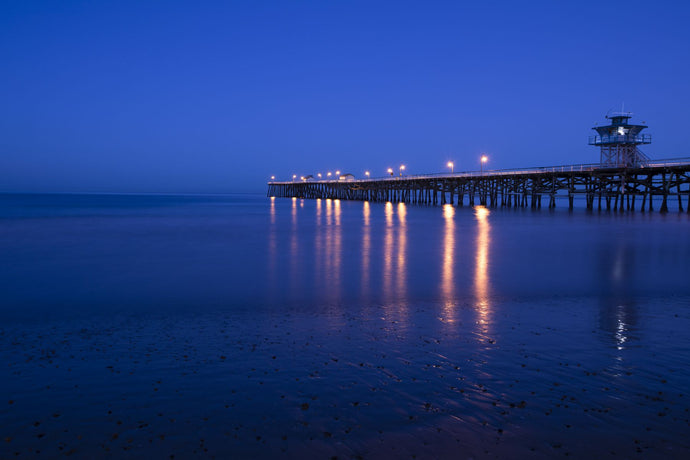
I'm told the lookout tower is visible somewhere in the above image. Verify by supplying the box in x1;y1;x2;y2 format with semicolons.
589;112;651;167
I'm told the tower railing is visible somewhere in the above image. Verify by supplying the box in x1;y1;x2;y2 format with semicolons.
589;134;652;145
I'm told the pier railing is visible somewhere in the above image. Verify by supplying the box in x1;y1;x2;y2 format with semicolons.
269;157;690;184
646;157;690;168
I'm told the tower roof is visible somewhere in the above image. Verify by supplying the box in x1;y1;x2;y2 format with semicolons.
606;111;633;119
593;112;647;132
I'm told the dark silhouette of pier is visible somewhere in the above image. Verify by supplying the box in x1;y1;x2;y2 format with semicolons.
267;158;690;213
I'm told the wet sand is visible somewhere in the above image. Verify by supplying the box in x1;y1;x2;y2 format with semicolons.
3;297;689;458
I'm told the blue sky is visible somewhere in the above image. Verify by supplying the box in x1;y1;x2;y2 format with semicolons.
1;0;689;193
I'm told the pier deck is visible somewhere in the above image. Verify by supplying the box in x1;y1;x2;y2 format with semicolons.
268;158;690;212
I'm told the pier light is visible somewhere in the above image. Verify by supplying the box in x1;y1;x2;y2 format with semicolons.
365;171;370;178
399;165;406;177
387;168;394;176
271;175;275;180
327;172;332;177
292;174;297;181
447;161;454;173
480;155;488;174
300;176;305;181
317;173;322;178
336;170;341;176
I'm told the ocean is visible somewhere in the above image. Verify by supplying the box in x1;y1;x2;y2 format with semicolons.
1;193;689;458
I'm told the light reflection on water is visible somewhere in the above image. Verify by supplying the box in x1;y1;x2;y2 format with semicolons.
383;202;394;302
315;198;321;224
599;240;638;355
268;197;277;290
331;200;342;301
474;206;491;332
326;197;332;226
269;196;276;225
361;202;371;299
266;197;666;366
396;202;407;303
264;196;690;325
314;199;323;293
441;204;455;319
289;197;299;299
262;197;689;378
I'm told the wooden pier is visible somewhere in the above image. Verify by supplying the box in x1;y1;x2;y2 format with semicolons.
267;159;690;213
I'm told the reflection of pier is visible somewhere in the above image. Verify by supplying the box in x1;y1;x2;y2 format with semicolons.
268;159;690;213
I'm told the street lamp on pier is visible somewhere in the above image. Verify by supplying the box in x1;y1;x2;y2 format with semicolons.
387;168;394;176
480;155;488;174
365;171;370;178
447;161;454;173
399;165;405;176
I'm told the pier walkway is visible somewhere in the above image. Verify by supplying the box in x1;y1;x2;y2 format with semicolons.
268;157;690;213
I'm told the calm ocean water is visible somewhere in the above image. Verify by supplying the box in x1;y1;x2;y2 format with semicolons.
1;193;689;458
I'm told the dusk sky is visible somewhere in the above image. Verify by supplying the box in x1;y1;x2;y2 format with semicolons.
2;0;689;194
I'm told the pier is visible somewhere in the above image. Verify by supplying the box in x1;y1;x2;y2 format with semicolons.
267;158;690;213
267;113;690;213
